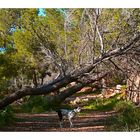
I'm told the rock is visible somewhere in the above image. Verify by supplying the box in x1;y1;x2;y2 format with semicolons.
116;85;122;90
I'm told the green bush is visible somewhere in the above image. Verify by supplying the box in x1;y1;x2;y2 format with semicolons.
84;95;119;111
0;106;14;127
108;101;140;131
20;95;53;113
31;106;44;113
114;100;134;112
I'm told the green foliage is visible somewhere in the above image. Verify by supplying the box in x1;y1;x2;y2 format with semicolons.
84;95;119;111
19;95;72;113
108;101;140;131
20;96;53;113
0;8;140;110
114;100;134;112
31;106;44;113
0;79;10;93
121;85;126;90
0;106;14;127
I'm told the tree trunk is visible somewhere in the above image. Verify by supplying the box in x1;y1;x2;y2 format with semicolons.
33;70;38;88
126;72;140;104
0;72;107;110
0;75;76;110
43;72;108;106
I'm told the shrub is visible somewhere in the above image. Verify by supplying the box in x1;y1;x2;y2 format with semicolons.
20;95;55;113
84;96;119;111
114;100;134;112
0;106;14;127
31;106;44;113
108;101;140;131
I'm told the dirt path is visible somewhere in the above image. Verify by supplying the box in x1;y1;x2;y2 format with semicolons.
0;110;116;132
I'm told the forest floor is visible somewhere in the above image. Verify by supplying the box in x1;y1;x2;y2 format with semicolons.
0;110;116;132
0;88;118;132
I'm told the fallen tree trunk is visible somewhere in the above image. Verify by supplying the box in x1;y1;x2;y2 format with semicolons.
0;34;139;110
56;72;108;103
0;75;76;110
40;72;109;108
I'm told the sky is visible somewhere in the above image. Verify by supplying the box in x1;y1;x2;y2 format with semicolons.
38;8;46;17
0;48;6;52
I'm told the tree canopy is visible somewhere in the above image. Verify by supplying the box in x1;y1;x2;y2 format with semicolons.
0;8;140;109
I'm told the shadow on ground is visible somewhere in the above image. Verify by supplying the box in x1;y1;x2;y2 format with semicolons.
0;110;116;132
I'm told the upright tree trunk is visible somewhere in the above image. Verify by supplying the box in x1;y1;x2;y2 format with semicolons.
33;70;38;88
126;72;140;104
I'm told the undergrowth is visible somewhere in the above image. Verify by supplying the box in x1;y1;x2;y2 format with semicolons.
20;96;53;113
83;94;140;131
107;100;140;131
18;95;71;113
83;95;120;111
0;106;14;128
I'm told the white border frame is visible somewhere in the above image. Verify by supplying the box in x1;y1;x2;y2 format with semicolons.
0;1;140;140
0;0;140;8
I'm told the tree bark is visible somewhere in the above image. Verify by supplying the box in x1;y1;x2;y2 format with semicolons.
43;72;108;107
56;72;108;103
32;70;38;87
126;72;140;104
0;75;76;110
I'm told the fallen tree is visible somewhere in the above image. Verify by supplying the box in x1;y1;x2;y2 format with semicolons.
49;72;109;105
0;33;140;110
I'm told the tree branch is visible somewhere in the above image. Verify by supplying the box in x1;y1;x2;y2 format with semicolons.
0;33;139;110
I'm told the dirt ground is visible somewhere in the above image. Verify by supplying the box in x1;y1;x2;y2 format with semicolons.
0;110;116;132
